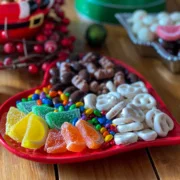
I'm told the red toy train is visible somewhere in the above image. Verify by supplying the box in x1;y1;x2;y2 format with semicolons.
0;0;54;43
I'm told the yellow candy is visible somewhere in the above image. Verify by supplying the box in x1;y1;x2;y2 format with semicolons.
8;112;33;142
75;102;84;107
60;93;68;101
21;114;49;149
34;89;41;94
43;87;49;94
28;94;33;98
85;108;93;115
100;127;107;134
54;109;58;112
6;107;25;135
105;134;113;142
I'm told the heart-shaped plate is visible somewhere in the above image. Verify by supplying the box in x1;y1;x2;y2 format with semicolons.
0;57;180;164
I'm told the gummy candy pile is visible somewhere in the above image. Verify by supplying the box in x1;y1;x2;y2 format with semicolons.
3;52;175;154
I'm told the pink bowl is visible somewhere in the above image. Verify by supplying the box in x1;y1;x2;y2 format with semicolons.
0;56;180;164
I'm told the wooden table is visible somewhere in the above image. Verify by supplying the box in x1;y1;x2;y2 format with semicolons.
0;0;180;179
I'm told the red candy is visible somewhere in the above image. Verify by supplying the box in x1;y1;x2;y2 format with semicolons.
28;64;38;74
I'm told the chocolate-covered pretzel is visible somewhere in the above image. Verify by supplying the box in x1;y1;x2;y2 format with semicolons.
86;63;97;74
90;81;99;93
71;75;89;92
94;68;114;80
99;56;115;69
114;71;125;87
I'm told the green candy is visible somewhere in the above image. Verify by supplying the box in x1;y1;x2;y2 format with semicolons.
93;109;101;117
91;118;98;124
17;101;37;114
45;108;81;129
28;97;32;101
58;106;64;112
69;104;76;110
65;92;70;97
32;105;54;120
95;124;101;131
21;98;27;102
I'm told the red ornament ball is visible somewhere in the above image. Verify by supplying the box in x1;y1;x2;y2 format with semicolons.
1;31;8;40
4;42;15;54
44;40;57;53
44;22;55;30
33;44;44;54
28;64;38;74
42;62;50;71
0;61;3;68
16;43;24;53
36;34;47;42
61;38;72;47
3;57;12;66
61;18;70;25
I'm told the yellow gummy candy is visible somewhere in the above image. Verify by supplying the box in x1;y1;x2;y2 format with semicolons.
6;107;25;135
21;114;49;149
8;112;33;142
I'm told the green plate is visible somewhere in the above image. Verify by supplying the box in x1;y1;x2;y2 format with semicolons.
75;0;166;24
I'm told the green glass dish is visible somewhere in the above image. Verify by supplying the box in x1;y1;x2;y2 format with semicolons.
75;0;166;24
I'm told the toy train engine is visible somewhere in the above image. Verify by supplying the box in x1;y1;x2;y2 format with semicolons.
0;0;54;43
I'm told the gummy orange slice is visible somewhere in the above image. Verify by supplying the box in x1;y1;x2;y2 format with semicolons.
61;122;86;152
44;129;67;154
76;119;104;149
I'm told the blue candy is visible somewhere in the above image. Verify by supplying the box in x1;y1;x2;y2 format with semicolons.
97;117;106;124
42;98;53;106
16;100;21;105
105;119;112;124
32;94;39;100
79;106;85;112
109;131;115;136
72;117;79;126
64;105;69;111
54;103;62;108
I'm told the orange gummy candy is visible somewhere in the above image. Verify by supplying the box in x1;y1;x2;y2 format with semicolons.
44;129;67;154
76;119;104;149
61;122;86;152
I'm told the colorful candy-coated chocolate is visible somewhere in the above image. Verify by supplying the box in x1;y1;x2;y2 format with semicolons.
100;127;107;133
95;124;101;131
61;93;68;101
93;109;101;117
91;118;98;124
35;89;41;94
85;108;93;115
69;104;76;110
21;98;27;102
103;131;109;137
37;99;42;105
75;102;84;107
49;91;58;98
43;87;49;94
32;94;39;100
58;106;64;112
97;117;106;124
105;134;113;142
72;117;79;126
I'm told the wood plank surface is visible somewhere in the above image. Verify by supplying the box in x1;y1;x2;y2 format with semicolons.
0;0;180;179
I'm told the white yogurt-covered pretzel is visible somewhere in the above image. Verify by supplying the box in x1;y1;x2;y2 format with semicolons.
154;112;174;137
112;117;133;125
114;132;138;145
84;93;97;109
132;93;156;110
145;108;161;128
117;84;141;98
131;81;148;93
106;81;116;92
96;93;118;111
117;122;144;133
136;129;157;141
108;92;123;101
106;101;126;120
121;104;145;122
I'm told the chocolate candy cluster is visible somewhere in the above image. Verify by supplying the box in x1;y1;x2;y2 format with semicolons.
49;52;139;103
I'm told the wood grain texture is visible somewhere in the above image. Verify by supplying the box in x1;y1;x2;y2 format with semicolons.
0;146;55;180
58;150;156;180
0;0;180;179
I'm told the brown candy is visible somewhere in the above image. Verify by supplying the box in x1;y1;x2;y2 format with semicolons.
98;83;108;94
49;77;60;85
52;97;60;105
86;63;97;74
113;71;125;87
63;86;77;94
70;62;84;72
51;83;64;91
99;57;115;69
60;62;71;81
78;69;90;82
94;68;114;80
61;72;74;84
69;90;85;103
90;81;99;93
71;75;89;92
82;52;97;64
